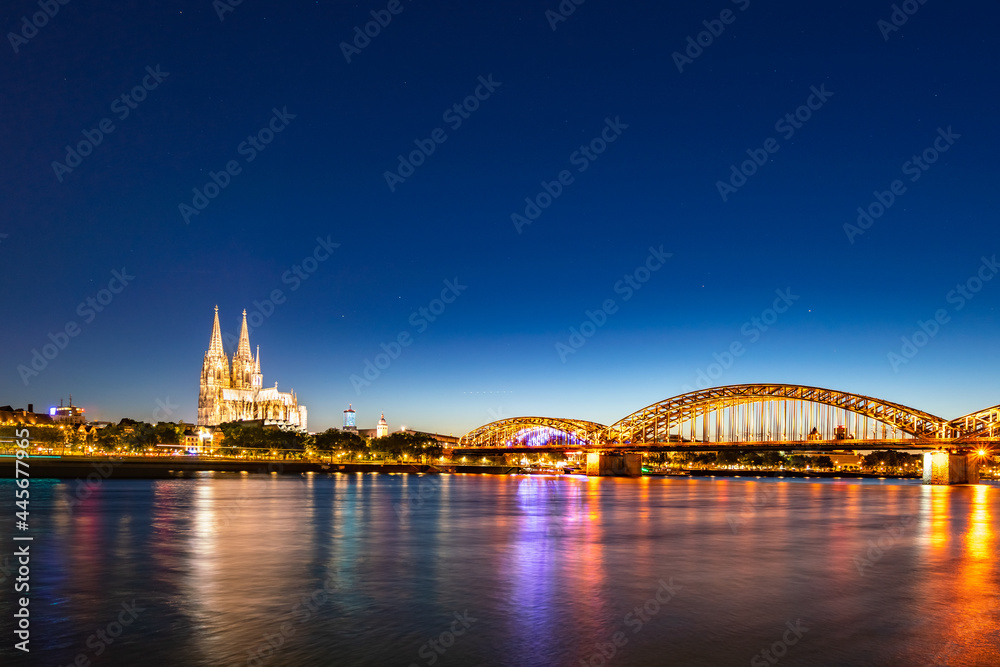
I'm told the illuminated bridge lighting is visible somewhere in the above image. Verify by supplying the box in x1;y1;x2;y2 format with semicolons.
458;384;1000;450
506;427;588;448
460;417;607;449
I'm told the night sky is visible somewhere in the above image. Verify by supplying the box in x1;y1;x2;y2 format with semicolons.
3;1;999;434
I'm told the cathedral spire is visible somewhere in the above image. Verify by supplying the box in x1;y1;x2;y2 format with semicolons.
255;345;260;372
208;305;225;357
236;309;252;359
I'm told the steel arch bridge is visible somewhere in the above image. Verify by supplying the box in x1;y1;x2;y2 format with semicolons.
458;384;998;451
459;417;607;449
607;383;953;445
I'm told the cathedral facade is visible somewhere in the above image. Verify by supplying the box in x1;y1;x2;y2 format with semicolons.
197;307;307;431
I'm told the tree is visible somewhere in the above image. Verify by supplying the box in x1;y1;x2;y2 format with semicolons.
861;450;918;473
694;452;717;466
762;451;788;468
62;427;86;454
126;423;158;452
96;424;125;453
717;450;741;466
219;421;267;451
371;432;443;461
789;455;812;469
216;421;306;457
312;428;368;459
155;422;180;445
92;421;157;453
814;456;834;470
261;428;306;454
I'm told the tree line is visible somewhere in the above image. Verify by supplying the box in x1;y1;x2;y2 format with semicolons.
1;421;444;461
649;449;922;472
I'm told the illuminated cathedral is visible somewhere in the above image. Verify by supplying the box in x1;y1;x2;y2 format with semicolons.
197;307;307;430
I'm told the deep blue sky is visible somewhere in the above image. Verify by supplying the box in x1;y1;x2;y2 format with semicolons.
3;0;999;434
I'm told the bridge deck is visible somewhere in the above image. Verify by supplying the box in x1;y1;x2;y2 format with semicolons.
452;438;994;455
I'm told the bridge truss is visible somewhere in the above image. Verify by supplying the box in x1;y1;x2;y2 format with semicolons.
458;417;607;449
949;404;1000;441
606;384;953;445
458;384;998;451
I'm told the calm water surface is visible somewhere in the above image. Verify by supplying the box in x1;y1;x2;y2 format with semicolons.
2;474;999;666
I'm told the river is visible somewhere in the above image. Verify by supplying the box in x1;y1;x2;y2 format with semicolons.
1;473;998;666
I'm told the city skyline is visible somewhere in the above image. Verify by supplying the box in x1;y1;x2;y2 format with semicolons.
3;1;999;435
3;4;999;665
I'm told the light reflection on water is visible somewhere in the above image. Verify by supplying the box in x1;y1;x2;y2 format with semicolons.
1;475;998;666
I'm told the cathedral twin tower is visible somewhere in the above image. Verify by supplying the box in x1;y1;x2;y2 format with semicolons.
197;307;307;430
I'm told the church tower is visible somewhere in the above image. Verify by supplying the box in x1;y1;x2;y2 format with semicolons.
196;306;307;431
198;306;231;425
252;345;263;390
231;310;256;390
376;412;388;438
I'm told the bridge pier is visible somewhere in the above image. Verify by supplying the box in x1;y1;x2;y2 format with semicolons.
922;452;980;485
586;453;642;477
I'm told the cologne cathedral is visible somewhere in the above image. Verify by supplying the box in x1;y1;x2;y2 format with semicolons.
197;307;307;430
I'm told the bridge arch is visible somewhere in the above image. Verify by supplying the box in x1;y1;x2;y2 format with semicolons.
460;417;607;449
606;383;952;445
948;404;1000;441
